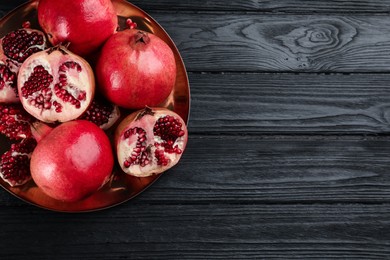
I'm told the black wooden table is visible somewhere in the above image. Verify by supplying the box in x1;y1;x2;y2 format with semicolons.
1;0;390;259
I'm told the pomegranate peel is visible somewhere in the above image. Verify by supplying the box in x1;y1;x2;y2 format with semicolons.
115;107;187;177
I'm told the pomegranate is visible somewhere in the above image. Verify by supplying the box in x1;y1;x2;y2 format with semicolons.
0;104;37;186
0;27;48;74
0;63;18;103
0;104;35;140
0;138;37;186
79;97;120;130
96;29;177;109
115;107;187;177
30;120;114;202
37;0;118;57
17;46;95;123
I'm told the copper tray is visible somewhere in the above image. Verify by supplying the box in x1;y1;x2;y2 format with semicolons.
0;0;190;212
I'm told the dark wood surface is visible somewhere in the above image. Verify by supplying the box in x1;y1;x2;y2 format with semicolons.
1;0;390;259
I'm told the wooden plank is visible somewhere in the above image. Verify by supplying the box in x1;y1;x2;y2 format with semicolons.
131;0;390;13
2;135;390;205
131;135;390;204
2;1;390;15
188;73;390;134
151;14;390;72
0;203;389;259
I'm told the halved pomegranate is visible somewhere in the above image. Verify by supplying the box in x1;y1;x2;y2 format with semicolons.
0;63;18;103
0;103;35;140
0;138;37;186
0;28;47;74
0;104;37;186
115;107;188;177
17;46;95;123
78;97;120;130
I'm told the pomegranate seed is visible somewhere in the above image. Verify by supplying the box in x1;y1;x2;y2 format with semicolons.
22;21;31;28
126;19;137;29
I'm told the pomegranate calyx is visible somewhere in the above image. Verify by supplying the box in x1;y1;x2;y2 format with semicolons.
136;107;155;121
135;31;150;45
47;44;70;55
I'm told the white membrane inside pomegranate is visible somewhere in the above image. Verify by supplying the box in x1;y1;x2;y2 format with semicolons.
117;108;187;177
17;47;94;123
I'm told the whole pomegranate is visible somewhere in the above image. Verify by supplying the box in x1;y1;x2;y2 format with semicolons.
115;107;187;177
17;46;95;123
37;0;118;57
96;29;177;109
30;120;114;202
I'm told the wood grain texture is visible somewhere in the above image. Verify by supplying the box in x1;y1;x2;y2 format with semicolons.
131;0;390;13
188;73;390;134
151;14;390;72
0;203;389;259
128;135;390;204
2;1;390;15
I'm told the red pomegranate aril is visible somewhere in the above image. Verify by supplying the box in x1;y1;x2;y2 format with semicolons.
115;107;188;177
17;46;95;123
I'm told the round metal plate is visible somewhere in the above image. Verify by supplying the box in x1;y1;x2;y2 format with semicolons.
0;0;190;212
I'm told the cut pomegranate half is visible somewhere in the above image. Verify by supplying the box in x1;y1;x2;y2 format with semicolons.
0;138;37;186
0;28;48;74
0;63;18;103
78;97;120;130
0;103;35;140
115;107;188;177
17;46;95;123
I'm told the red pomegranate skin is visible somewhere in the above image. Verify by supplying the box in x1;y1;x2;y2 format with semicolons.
96;30;176;109
37;0;118;57
30;120;114;202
